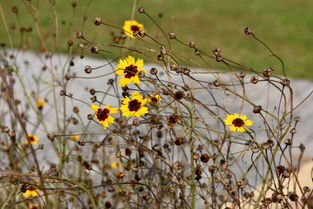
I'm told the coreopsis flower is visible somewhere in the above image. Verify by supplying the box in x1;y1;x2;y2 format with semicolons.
70;134;79;141
224;113;253;132
120;91;148;117
22;186;40;198
29;203;40;209
25;134;39;145
117;172;125;179
36;99;45;110
110;162;121;169
123;20;144;38
90;104;118;129
115;56;146;87
148;93;161;105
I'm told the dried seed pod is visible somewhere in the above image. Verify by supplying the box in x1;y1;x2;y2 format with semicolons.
138;7;145;13
89;88;96;95
200;154;210;163
290;128;297;134
250;76;258;84
133;119;140;126
12;6;19;14
138;70;145;78
168;32;176;39
194;49;200;56
237;179;247;189
82;161;92;170
157;54;164;61
125;148;132;156
244;26;253;35
90;96;97;103
263;67;274;77
94;17;102;26
78;140;85;146
189;41;196;48
253;105;262;113
174;91;184;100
213;79;221;87
160;46;166;55
284;138;292;146
282;78;290;86
213;48;221;56
87;114;93;120
76;32;84;39
67;39;73;46
174;137;185;145
288;192;299;202
64;73;71;80
85;65;92;74
208;165;216;173
138;30;146;37
59;90;66;96
71;1;77;8
90;46;99;54
150;67;158;75
47;133;56;141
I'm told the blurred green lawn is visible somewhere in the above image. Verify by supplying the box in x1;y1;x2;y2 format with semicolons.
1;0;312;78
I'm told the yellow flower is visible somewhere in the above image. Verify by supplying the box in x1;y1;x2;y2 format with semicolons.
70;134;79;141
111;162;121;169
120;91;148;117
29;203;40;209
23;186;40;198
25;134;39;145
115;56;146;87
123;20;144;38
36;99;45;110
224;113;253;132
148;93;161;105
90;104;118;129
117;172;125;179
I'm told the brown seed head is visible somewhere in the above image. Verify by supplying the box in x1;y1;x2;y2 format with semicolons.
76;32;84;39
94;17;102;26
138;7;145;13
244;26;253;35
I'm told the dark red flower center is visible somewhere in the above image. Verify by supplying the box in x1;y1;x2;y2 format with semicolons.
124;64;138;79
131;25;140;32
29;136;35;142
27;186;35;191
151;97;158;103
128;99;141;112
232;118;245;127
96;108;110;121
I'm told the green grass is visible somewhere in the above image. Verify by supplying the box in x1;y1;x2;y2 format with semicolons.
1;0;312;78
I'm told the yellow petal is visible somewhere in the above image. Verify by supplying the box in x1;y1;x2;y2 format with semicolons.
240;114;247;120
224;115;234;125
131;91;143;101
237;127;246;132
107;105;118;114
126;56;135;65
90;104;100;112
229;125;237;132
122;97;130;105
134;106;148;117
244;120;253;126
132;76;140;84
23;191;31;198
135;58;144;68
119;76;131;87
